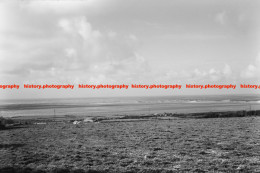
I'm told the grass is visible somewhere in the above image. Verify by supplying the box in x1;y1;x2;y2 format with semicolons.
0;115;260;172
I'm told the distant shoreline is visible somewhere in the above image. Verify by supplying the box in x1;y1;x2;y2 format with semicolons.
1;110;258;129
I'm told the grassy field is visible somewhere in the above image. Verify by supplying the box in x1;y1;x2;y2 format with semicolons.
1;116;260;172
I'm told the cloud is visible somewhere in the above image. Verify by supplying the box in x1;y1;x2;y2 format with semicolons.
215;11;227;25
241;54;260;79
190;64;232;82
157;64;233;83
0;2;149;84
223;64;232;76
0;0;255;90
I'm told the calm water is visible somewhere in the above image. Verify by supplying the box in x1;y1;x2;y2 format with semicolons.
0;95;260;117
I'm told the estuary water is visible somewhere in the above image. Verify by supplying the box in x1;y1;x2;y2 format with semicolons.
0;95;260;118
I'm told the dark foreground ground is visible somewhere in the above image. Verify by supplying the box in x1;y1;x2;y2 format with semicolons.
1;117;260;173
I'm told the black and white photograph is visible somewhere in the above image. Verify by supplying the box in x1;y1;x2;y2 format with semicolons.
0;0;260;172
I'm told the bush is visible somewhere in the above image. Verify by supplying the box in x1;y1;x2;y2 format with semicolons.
0;117;6;129
0;116;16;129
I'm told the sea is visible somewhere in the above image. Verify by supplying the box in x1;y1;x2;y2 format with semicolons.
0;95;260;118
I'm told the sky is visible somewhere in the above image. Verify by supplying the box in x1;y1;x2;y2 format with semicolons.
0;0;260;99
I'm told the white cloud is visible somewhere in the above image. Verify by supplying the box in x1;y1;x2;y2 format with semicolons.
0;0;256;97
223;64;232;76
0;3;149;84
194;68;207;77
241;54;260;79
156;64;233;83
215;11;227;25
208;68;221;81
190;65;232;82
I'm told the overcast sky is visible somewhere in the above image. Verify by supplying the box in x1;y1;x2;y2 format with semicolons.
0;0;259;99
